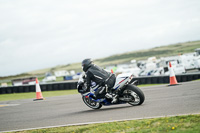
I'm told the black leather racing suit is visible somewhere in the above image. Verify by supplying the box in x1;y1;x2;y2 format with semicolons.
85;64;116;99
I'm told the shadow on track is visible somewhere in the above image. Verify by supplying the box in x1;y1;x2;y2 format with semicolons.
69;104;135;116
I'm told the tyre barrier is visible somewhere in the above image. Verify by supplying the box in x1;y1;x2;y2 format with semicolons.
0;73;200;94
0;81;78;94
131;73;200;85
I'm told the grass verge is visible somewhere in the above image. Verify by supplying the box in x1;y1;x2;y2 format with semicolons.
12;114;200;133
0;90;78;101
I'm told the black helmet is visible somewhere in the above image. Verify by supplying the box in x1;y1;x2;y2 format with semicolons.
82;58;92;72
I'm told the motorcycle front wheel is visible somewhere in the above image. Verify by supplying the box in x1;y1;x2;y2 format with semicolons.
82;96;102;109
123;84;145;106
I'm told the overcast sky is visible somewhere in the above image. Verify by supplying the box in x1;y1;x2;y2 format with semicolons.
0;0;200;76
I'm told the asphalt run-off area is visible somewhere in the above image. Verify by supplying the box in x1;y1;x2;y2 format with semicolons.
0;80;200;132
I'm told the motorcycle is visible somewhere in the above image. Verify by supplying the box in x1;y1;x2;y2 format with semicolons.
77;73;145;109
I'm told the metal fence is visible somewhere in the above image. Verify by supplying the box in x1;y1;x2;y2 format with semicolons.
1;73;200;94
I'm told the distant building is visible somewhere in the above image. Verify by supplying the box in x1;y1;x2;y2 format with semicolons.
12;77;36;86
195;48;200;56
1;83;8;87
54;70;69;77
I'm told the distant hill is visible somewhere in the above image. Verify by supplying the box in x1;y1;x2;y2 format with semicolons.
95;40;200;66
1;40;200;81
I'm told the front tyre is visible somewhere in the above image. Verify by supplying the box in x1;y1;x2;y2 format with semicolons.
123;84;145;106
82;96;102;109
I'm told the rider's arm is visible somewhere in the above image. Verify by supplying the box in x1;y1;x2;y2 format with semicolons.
86;71;92;91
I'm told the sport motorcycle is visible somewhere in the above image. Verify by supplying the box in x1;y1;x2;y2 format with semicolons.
77;73;145;109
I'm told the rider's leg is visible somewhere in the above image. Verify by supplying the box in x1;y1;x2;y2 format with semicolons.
95;86;107;100
105;85;113;99
104;86;118;103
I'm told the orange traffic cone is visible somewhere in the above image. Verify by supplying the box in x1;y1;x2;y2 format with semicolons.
168;62;179;86
111;69;114;73
33;78;44;101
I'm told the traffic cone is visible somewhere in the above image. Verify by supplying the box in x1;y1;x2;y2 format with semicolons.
168;62;179;86
33;78;44;101
111;69;114;73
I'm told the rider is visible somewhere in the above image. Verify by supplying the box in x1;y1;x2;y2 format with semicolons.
81;58;118;103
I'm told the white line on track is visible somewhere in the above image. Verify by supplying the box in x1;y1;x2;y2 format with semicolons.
2;113;200;133
0;104;20;107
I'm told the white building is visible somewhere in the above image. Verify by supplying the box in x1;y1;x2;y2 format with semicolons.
54;70;69;77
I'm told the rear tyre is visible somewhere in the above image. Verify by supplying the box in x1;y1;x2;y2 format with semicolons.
82;96;102;109
123;84;145;106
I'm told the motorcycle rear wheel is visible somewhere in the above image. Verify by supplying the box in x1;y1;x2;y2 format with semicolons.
82;96;102;109
123;84;145;106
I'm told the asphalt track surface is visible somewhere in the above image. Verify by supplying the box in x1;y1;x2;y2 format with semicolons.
0;81;200;132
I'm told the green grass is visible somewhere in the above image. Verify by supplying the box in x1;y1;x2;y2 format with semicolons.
12;114;200;133
38;76;65;82
138;84;167;87
0;90;78;101
0;84;165;101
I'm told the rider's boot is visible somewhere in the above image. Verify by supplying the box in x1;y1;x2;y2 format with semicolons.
105;92;118;103
111;94;118;103
105;93;112;99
